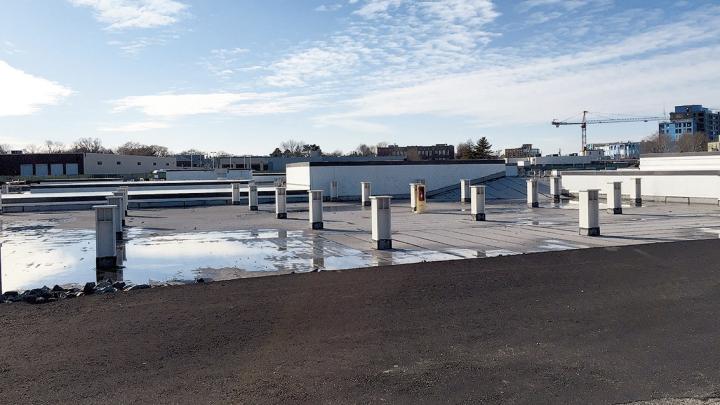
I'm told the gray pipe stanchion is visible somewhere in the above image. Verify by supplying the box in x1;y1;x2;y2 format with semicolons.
330;181;339;202
409;183;418;212
248;183;258;211
275;186;287;219
370;196;392;250
550;176;562;203
106;196;124;239
579;189;600;236
470;185;486;221
112;191;126;226
606;181;622;214
361;182;371;207
632;178;642;207
460;179;471;203
94;205;117;269
526;179;539;208
117;187;129;214
231;183;241;205
309;190;323;230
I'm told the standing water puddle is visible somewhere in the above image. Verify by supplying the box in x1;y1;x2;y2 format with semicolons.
0;224;512;292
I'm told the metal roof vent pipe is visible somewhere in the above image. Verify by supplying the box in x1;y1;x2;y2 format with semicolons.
361;182;371;207
275;186;287;219
112;191;126;226
579;189;600;236
309;190;323;230
470;185;486;221
371;196;392;250
94;205;118;270
550;176;562;204
330;181;339;202
631;178;642;207
606;181;622;214
248;183;258;211
119;186;129;215
105;196;124;240
460;179;471;203
527;178;539;208
231;182;241;205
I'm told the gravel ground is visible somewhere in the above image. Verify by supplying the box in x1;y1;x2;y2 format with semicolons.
1;239;720;404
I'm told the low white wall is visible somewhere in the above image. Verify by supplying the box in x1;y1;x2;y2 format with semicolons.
286;161;506;198
560;169;720;203
640;153;720;171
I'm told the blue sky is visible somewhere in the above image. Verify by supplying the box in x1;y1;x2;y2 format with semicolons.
1;0;719;155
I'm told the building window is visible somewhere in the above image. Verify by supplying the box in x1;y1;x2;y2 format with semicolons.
153;162;157;166
137;162;142;165
116;161;121;165
166;163;170;166
97;161;103;165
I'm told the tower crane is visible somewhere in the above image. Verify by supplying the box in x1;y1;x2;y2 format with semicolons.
552;111;666;154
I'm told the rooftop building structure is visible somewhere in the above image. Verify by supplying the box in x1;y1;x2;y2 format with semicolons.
586;141;640;159
376;144;455;161
504;144;541;159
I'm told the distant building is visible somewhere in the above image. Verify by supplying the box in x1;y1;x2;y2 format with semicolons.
504;144;541;159
586;141;640;159
213;155;406;173
659;105;720;141
0;152;176;177
376;144;454;161
175;154;211;168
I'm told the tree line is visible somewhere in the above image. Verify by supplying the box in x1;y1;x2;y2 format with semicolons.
0;138;172;157
639;132;708;154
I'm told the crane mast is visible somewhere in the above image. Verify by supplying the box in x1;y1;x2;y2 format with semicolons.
552;111;666;154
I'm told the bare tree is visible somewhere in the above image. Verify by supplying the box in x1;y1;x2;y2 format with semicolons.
69;137;109;153
456;139;474;159
640;131;674;154
0;144;10;154
44;140;65;153
677;132;707;152
24;144;42;153
116;142;171;156
280;139;306;157
353;144;375;157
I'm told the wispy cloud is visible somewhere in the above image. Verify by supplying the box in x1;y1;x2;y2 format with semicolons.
68;0;188;29
317;15;720;130
110;92;316;118
262;0;499;92
316;4;343;12
266;47;361;87
0;60;73;116
99;121;170;132
199;48;252;79
107;33;179;55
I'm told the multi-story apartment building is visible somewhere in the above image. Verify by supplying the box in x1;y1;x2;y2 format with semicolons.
376;144;455;161
659;105;720;141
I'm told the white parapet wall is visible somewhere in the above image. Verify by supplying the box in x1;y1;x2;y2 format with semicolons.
640;152;720;171
560;169;720;204
286;160;507;198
